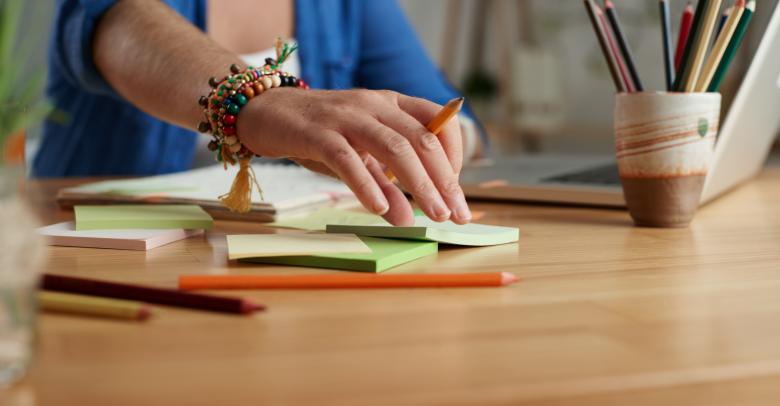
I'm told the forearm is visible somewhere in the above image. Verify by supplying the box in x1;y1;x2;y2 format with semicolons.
93;0;242;130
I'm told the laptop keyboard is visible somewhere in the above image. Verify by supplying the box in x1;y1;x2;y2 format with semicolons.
541;163;622;186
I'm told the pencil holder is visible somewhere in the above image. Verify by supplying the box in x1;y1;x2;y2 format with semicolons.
614;92;720;228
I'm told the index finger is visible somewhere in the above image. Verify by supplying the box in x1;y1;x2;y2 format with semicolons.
397;95;464;174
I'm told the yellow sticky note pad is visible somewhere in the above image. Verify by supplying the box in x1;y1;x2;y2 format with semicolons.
226;233;372;260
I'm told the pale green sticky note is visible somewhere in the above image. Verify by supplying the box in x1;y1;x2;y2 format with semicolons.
269;208;388;231
242;236;438;273
326;216;519;247
226;233;372;260
74;205;213;231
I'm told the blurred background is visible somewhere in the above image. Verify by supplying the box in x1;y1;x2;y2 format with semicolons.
399;0;780;157
17;0;780;165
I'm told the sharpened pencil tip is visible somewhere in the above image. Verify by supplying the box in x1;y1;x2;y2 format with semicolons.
241;301;266;314
137;305;153;321
500;272;519;285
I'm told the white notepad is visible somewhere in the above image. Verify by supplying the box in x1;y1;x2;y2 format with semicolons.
37;222;203;251
57;163;358;222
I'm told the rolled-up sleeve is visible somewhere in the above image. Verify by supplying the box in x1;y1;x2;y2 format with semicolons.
50;0;120;96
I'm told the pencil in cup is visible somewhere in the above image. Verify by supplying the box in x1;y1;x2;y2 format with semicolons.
605;0;643;91
38;291;152;321
179;272;520;290
660;0;675;91
384;97;464;182
681;0;724;92
675;2;695;71
695;0;746;91
674;0;709;90
583;0;626;92
708;0;755;92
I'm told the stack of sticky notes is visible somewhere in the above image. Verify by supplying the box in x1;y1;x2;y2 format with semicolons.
38;205;212;250
229;208;519;273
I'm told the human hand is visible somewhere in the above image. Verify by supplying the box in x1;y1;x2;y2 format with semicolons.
236;88;471;226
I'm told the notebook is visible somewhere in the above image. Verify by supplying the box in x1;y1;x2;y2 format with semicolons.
74;205;214;231
37;222;203;251
326;216;520;246
241;236;438;273
57;163;358;222
226;233;372;260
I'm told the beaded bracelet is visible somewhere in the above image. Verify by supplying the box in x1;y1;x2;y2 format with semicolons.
198;40;308;213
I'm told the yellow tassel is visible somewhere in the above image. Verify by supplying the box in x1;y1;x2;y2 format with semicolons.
219;157;265;213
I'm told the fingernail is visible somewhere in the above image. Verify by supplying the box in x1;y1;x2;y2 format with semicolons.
373;197;389;215
431;200;451;221
454;201;472;222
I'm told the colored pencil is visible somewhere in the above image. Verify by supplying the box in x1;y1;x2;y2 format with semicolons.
604;0;643;91
41;274;264;315
39;291;152;321
660;0;675;90
674;0;709;90
427;97;465;135
675;3;695;71
696;0;746;91
384;97;464;182
715;8;730;38
708;0;755;91
600;6;635;92
583;0;626;92
179;272;520;290
682;0;724;92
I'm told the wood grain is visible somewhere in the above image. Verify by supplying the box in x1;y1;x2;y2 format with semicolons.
5;167;780;406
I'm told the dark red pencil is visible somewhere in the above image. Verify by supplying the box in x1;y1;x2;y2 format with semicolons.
675;3;695;71
41;274;265;315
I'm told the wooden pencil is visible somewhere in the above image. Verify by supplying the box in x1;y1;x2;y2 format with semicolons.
708;0;755;91
39;291;152;321
715;8;730;38
696;0;745;91
604;0;643;91
600;6;635;92
41;274;265;315
426;97;464;135
384;97;463;182
675;3;695;71
682;0;724;92
583;0;626;92
179;272;520;290
660;0;675;91
674;0;709;90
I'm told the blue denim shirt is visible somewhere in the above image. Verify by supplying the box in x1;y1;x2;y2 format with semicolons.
34;0;475;177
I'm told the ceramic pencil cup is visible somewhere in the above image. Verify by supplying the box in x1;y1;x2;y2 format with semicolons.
614;92;720;228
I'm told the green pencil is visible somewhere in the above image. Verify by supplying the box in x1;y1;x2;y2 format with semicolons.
707;0;756;92
674;0;710;91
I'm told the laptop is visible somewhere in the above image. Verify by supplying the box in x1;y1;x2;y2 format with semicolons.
461;2;780;208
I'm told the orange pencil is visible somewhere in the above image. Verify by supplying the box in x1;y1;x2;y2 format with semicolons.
179;272;518;290
385;97;464;181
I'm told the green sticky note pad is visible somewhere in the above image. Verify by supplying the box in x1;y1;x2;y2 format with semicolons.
74;205;213;231
326;216;519;246
241;236;438;273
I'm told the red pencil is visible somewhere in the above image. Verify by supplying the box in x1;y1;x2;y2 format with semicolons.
179;272;520;290
598;6;635;92
41;273;264;315
675;3;695;71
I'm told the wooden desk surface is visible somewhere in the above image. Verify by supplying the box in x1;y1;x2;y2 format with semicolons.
5;168;780;406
